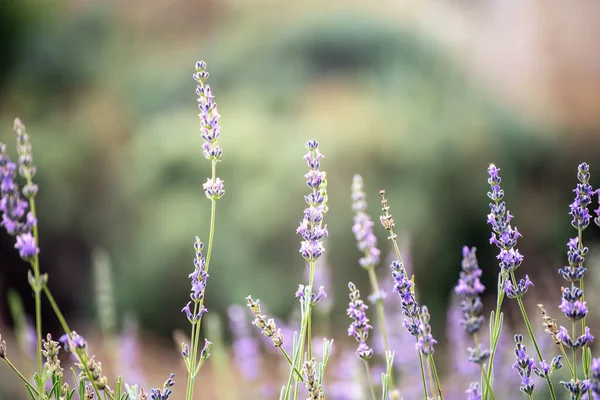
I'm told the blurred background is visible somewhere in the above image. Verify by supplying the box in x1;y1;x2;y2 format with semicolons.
2;0;600;398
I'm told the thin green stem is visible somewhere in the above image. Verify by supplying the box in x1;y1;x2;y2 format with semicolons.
417;345;429;399
429;356;443;399
3;357;41;396
362;360;377;400
26;194;42;395
279;348;304;380
474;333;496;400
483;272;506;400
511;272;556;400
558;342;575;377
187;194;217;400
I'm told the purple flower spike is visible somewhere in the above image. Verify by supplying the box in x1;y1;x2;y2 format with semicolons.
454;246;486;336
513;334;535;396
416;306;437;356
194;61;222;163
297;139;328;263
504;275;533;299
58;331;87;352
466;382;481;400
150;373;175;400
570;163;593;230
182;237;209;324
347;282;373;360
351;174;381;269
486;164;523;272
0;134;40;261
390;260;419;336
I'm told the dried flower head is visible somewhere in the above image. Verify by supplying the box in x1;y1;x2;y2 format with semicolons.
302;358;325;400
0;334;6;358
246;296;283;347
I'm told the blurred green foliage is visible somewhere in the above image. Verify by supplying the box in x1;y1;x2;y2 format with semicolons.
3;5;600;346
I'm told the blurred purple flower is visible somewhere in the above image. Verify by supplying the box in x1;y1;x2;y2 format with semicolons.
351;174;381;269
228;304;261;381
347;282;373;360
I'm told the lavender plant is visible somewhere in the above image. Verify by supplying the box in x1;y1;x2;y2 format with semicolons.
6;59;600;400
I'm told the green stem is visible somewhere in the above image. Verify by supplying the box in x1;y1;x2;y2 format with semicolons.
511;272;556;400
417;348;429;399
363;360;377;400
26;194;42;396
279;347;304;380
429;356;443;399
187;195;217;400
3;357;41;396
474;333;496;400
483;271;506;400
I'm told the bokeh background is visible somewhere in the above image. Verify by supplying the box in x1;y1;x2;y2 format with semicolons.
2;0;600;398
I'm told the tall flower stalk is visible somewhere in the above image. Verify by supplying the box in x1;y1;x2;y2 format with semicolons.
285;139;329;399
379;190;443;400
183;60;225;400
454;246;492;398
556;163;594;397
485;164;556;400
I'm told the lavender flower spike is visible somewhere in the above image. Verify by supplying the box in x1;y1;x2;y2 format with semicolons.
347;282;373;360
194;61;224;200
454;246;485;335
0;137;38;260
486;164;523;272
297;139;328;262
150;373;175;400
513;334;535;396
416;306;437;356
390;260;419;336
182;237;209;325
351;174;381;269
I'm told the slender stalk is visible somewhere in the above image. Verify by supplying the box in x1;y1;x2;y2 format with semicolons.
187;192;217;400
362;360;377;400
285;260;315;399
279;348;304;380
388;237;429;400
474;333;496;400
3;357;41;396
483;271;506;400
25;193;42;397
510;272;556;400
429;356;443;399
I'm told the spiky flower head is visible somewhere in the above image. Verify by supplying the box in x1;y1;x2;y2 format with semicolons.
351;174;381;269
486;164;523;272
347;282;373;360
246;296;283;347
297;139;328;262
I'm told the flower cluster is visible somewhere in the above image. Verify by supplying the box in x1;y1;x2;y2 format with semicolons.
589;358;600;397
150;373;175;400
416;306;436;356
302;358;325;400
390;260;419;336
504;275;533;299
351;174;381;269
0;119;39;260
182;237;209;323
454;246;485;335
513;334;536;396
297;139;328;262
347;282;373;360
296;284;327;306
246;296;283;347
486;164;523;272
570;163;593;230
194;61;224;200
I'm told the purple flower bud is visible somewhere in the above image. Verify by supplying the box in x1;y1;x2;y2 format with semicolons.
347;282;373;360
504;275;533;299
